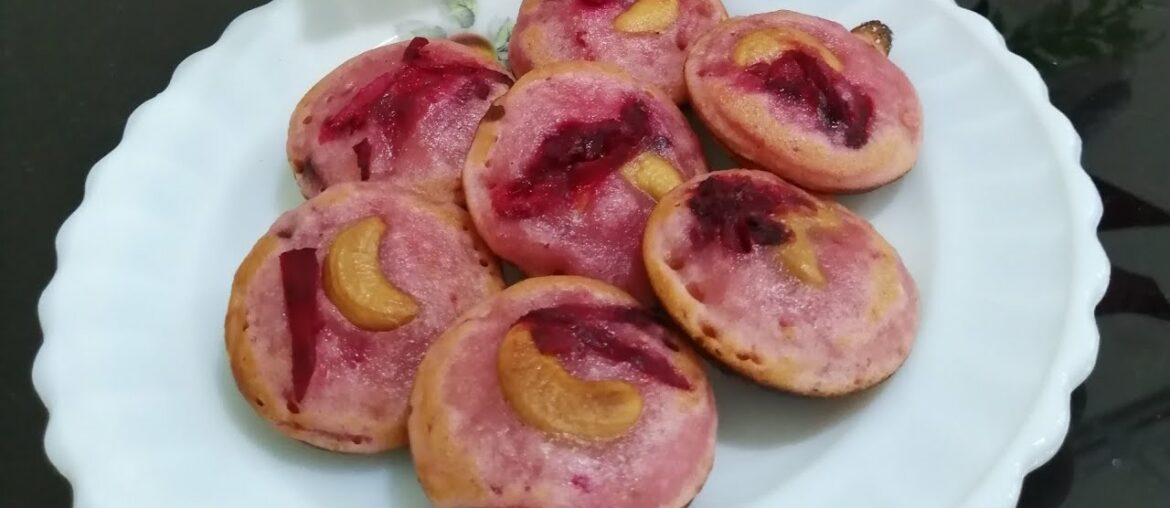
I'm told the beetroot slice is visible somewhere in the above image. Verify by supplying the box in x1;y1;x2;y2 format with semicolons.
687;174;811;253
279;248;323;405
520;303;693;390
741;50;876;149
317;37;514;168
490;99;657;219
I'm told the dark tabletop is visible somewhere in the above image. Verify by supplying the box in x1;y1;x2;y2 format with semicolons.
2;0;1167;506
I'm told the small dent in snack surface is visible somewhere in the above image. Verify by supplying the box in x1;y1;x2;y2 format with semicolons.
866;239;904;321
570;474;592;492
297;158;325;194
700;322;718;340
280;419;372;445
484;104;506;122
736;351;763;365
685;281;706;302
572;31;597;60
353;139;372;181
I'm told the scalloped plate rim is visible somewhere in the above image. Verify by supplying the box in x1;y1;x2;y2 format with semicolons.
32;0;1109;506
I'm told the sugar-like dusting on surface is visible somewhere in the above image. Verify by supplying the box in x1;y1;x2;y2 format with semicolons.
510;0;725;100
689;11;919;143
467;71;707;304
245;183;499;439
427;283;716;507
288;38;512;200
653;172;918;392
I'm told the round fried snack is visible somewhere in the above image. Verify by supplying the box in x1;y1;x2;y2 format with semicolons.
225;182;502;452
288;37;512;201
643;170;919;396
509;0;727;102
464;62;707;304
685;11;922;193
410;276;716;508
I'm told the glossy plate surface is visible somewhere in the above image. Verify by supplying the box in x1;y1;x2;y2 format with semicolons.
33;0;1109;506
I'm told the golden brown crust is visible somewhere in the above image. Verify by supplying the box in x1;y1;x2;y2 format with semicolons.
517;0;544;16
643;177;765;388
464;100;504;177
410;315;486;502
671;435;716;508
512;23;544;77
224;235;286;435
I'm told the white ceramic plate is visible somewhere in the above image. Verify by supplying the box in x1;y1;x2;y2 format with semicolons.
33;0;1110;506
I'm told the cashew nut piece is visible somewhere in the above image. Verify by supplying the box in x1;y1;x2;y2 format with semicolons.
323;217;419;331
498;324;643;440
733;28;844;71
613;0;679;34
620;152;684;201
